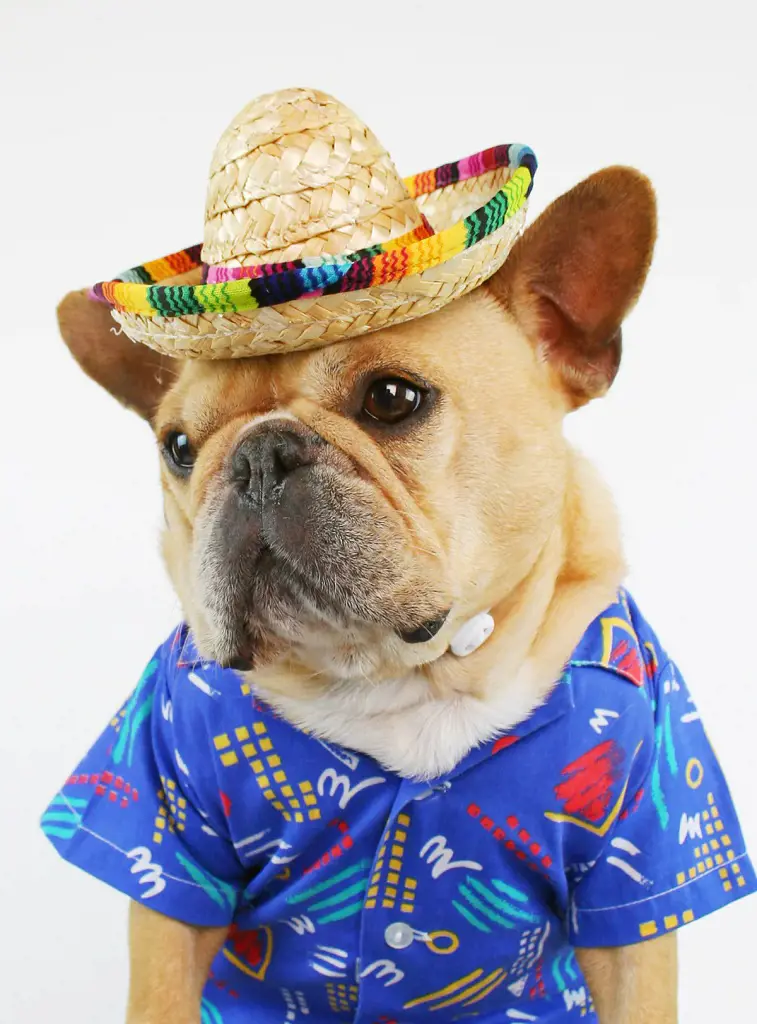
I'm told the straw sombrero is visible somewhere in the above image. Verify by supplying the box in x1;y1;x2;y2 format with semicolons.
91;87;537;359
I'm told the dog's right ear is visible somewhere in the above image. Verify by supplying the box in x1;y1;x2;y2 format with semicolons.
487;166;657;409
57;290;177;421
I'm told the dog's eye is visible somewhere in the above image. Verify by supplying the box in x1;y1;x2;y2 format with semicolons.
163;431;196;475
362;378;425;425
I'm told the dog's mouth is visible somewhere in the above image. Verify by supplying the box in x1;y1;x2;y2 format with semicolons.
191;431;448;670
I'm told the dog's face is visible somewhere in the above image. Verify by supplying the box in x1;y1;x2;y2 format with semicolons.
59;167;656;693
154;294;567;679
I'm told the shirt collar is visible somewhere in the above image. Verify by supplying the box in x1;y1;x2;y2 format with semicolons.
173;624;204;669
169;624;575;782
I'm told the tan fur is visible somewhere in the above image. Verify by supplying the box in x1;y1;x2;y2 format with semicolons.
59;168;674;1020
576;936;678;1022
127;903;227;1023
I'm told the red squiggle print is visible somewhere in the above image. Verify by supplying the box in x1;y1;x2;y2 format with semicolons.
554;740;624;822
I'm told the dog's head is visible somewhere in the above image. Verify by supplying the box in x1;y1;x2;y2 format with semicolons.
59;168;655;693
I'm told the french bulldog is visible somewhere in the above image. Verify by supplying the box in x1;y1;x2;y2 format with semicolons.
56;166;678;1022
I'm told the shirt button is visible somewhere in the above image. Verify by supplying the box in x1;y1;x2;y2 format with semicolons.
384;922;415;950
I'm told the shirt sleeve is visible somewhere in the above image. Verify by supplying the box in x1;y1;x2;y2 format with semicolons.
40;639;249;926
568;659;756;947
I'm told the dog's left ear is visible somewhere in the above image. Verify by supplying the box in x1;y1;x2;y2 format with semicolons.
57;289;179;421
488;166;657;408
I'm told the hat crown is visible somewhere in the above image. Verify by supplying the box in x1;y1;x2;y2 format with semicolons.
202;87;425;267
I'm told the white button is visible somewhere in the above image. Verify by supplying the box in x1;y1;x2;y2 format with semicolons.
384;922;415;950
450;612;495;657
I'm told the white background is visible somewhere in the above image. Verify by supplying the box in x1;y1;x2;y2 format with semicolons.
1;1;755;1020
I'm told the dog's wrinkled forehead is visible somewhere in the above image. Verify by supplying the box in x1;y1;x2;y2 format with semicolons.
154;329;398;436
153;295;544;448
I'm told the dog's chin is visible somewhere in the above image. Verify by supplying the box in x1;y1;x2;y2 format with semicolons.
191;548;450;677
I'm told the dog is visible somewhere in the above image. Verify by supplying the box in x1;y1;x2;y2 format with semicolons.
44;90;754;1024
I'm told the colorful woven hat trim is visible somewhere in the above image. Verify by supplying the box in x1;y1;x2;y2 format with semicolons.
205;215;437;284
91;144;536;319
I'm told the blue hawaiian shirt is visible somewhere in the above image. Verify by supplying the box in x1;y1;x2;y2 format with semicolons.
42;590;755;1023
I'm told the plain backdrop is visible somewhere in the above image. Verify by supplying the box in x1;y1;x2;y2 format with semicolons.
1;1;755;1020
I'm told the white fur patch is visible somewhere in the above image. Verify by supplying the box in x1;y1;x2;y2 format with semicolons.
255;661;548;780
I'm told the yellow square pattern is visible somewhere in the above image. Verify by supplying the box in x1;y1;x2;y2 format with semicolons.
214;720;322;821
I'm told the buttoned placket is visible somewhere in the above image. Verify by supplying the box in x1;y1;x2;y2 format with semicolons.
349;675;576;1020
351;774;444;1020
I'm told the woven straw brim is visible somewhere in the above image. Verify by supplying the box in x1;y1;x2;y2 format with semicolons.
112;208;526;359
97;144;536;359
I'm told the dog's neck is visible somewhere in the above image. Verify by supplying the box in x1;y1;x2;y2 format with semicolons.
253;452;625;779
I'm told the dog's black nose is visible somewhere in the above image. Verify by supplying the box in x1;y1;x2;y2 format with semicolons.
231;424;315;499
